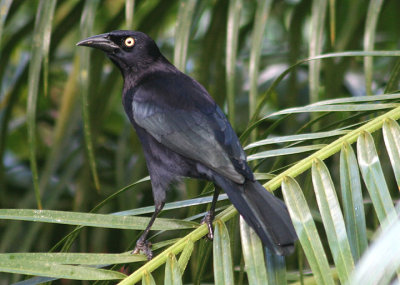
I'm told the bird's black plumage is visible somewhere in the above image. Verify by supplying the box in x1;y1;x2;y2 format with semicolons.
77;30;297;259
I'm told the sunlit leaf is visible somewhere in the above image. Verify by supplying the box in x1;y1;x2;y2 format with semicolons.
114;193;228;216
0;260;125;280
382;118;400;189
357;131;396;224
177;239;194;275
340;142;368;261
282;176;335;285
240;217;268;285
312;159;354;283
142;271;156;285
165;253;182;285
245;130;348;150
264;103;399;119
311;93;400;105
349;218;400;285
0;209;198;230
213;220;234;285
247;144;325;161
0;252;146;265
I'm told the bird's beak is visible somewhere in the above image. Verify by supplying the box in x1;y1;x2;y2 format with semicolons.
76;33;119;52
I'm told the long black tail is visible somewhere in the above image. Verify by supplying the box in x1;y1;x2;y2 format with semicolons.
214;176;297;256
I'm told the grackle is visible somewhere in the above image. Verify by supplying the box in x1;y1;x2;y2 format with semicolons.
77;31;297;260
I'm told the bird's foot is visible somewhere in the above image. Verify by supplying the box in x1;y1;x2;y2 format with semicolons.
201;211;215;240
132;239;153;260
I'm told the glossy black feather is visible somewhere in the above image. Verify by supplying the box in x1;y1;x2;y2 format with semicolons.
131;69;252;184
213;175;297;255
78;30;297;256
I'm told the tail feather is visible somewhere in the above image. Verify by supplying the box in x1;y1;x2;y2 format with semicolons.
214;176;297;256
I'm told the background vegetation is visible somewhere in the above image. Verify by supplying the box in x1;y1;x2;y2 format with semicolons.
1;0;400;284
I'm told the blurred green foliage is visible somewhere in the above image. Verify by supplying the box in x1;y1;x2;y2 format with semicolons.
1;0;400;284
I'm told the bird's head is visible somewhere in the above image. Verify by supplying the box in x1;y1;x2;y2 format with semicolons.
77;30;162;76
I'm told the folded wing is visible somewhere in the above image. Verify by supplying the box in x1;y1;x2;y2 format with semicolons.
132;71;252;183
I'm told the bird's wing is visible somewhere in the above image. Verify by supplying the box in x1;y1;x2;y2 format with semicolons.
131;72;252;184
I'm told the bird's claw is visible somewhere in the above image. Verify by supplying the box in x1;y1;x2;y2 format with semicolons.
132;240;153;260
201;212;214;240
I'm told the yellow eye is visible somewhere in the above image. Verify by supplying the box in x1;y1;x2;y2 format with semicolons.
124;37;135;47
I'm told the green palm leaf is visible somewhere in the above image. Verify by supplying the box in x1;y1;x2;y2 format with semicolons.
165;253;182;285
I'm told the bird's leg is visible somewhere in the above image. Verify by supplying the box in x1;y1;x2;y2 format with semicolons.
132;202;164;260
201;186;220;240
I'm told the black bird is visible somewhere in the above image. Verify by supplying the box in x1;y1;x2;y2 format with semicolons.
77;30;297;260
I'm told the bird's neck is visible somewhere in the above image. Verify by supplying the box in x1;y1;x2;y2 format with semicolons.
122;55;174;87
